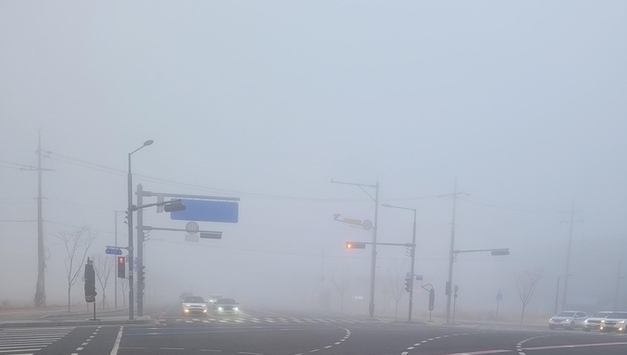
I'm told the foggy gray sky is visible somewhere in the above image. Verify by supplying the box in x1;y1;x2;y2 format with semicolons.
1;1;626;317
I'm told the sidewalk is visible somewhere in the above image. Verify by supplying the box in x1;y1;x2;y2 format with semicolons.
0;306;158;328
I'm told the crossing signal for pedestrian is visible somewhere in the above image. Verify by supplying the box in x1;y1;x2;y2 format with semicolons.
346;242;366;249
117;256;126;278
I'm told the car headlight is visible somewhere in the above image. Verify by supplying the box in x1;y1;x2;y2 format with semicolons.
233;307;239;311
565;319;572;322
184;309;189;313
218;307;223;311
619;320;626;324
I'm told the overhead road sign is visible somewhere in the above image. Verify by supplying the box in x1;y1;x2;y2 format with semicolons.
170;199;238;223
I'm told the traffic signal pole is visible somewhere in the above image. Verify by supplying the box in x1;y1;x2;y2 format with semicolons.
408;209;416;322
137;184;145;316
127;154;135;321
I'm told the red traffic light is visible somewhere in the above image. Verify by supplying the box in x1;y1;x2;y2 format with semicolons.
117;256;126;278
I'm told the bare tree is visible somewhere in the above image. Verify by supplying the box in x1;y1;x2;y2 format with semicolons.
56;227;96;312
119;278;128;306
517;268;544;324
331;263;351;312
93;254;113;310
331;276;350;312
388;260;407;318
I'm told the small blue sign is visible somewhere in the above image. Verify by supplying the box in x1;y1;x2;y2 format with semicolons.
170;200;238;223
105;248;122;255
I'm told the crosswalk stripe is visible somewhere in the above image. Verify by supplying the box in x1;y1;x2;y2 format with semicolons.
168;316;364;325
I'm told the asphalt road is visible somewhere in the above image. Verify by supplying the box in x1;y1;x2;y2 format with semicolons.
3;306;627;355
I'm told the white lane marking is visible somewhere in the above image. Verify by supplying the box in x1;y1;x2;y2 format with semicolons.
109;326;124;355
239;352;263;355
524;341;627;351
0;348;42;353
199;350;222;352
162;347;185;350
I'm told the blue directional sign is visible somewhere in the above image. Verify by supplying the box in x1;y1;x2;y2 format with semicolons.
105;248;122;255
170;199;238;223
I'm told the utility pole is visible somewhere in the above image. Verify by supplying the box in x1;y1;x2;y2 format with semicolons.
561;200;579;311
23;131;53;307
331;179;380;318
444;178;462;323
614;261;623;309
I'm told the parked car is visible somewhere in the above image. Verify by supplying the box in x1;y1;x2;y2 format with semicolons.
211;298;239;313
583;311;613;331
548;310;588;330
599;311;627;332
181;296;208;316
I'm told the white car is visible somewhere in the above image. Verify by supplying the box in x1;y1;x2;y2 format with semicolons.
181;296;208;316
548;310;588;330
583;311;613;331
212;298;240;313
599;311;627;332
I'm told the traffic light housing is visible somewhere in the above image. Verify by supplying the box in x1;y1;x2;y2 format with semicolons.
84;260;96;302
138;265;146;287
404;277;413;292
428;289;435;311
346;242;366;249
117;256;126;278
164;200;186;212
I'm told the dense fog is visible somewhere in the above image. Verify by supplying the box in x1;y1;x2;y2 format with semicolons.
1;1;626;323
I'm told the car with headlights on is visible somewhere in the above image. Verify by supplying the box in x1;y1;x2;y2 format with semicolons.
548;310;587;330
211;298;239;313
583;311;613;331
181;296;208;316
599;311;627;332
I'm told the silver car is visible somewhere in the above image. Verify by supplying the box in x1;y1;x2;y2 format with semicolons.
599;311;627;332
548;310;588;330
583;311;613;331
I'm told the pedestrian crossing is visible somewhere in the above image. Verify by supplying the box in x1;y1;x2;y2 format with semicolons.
160;316;366;325
0;326;74;355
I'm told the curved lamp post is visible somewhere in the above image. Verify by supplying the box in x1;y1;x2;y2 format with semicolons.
127;139;153;320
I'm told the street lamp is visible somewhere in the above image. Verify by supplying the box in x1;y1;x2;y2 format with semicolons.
127;139;153;320
382;203;417;323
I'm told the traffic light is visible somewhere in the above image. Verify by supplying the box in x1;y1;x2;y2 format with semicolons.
404;277;413;292
428;289;435;311
138;265;146;287
346;242;366;249
117;256;126;278
84;260;96;302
